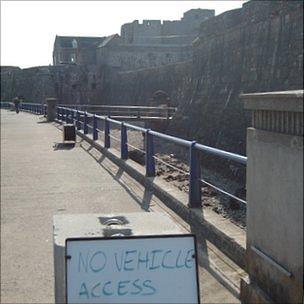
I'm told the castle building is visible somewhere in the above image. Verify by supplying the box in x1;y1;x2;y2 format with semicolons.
53;36;105;66
120;9;215;45
53;9;215;71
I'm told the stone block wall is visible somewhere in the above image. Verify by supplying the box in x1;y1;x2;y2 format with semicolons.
97;44;192;71
0;65;105;104
101;60;193;107
171;0;303;155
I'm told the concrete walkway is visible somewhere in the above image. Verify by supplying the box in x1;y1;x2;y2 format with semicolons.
0;110;239;303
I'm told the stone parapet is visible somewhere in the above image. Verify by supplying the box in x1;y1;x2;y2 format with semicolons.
240;90;303;303
242;90;303;136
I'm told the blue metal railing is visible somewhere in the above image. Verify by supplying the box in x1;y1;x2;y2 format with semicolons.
0;102;247;206
0;102;47;115
21;103;47;115
57;106;247;207
0;102;11;109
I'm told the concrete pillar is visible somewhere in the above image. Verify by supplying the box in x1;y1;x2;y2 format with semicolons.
240;90;303;303
46;97;58;121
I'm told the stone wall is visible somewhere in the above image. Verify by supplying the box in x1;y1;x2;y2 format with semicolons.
170;0;303;155
0;65;106;104
1;66;55;103
97;44;192;71
101;60;192;107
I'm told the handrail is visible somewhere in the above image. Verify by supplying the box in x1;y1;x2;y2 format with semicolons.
0;101;47;115
149;130;192;147
2;103;247;207
57;104;176;120
56;106;247;207
195;143;247;165
59;104;177;110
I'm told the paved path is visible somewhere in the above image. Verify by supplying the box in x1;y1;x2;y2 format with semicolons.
1;110;239;303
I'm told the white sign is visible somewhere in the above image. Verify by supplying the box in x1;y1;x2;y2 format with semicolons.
66;235;199;303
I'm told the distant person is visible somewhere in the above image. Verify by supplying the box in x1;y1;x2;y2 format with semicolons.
13;97;20;114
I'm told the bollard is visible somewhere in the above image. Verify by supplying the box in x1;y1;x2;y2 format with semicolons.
84;112;88;135
145;129;155;177
120;123;128;159
46;98;58;121
93;114;98;141
104;118;110;148
188;141;202;208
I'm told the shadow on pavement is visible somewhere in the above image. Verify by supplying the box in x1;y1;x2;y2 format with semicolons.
80;142;241;301
83;145;153;212
53;143;75;151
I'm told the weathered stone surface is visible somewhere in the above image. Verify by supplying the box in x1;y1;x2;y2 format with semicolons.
0;65;104;104
102;60;192;107
172;0;303;155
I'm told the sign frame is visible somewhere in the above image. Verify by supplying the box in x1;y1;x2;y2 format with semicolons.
65;234;200;304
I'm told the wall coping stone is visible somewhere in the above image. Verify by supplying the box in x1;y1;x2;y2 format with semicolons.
240;90;303;113
241;90;303;136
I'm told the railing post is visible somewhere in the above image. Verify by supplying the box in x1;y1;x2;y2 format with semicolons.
76;111;81;130
70;110;74;125
104;117;110;148
188;141;202;208
84;112;88;134
68;109;71;123
63;108;67;123
120;122;128;159
145;129;155;177
93;114;98;141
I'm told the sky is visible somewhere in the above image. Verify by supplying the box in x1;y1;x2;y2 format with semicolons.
1;1;246;68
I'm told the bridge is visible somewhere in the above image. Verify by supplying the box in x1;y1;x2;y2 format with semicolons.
0;91;302;303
